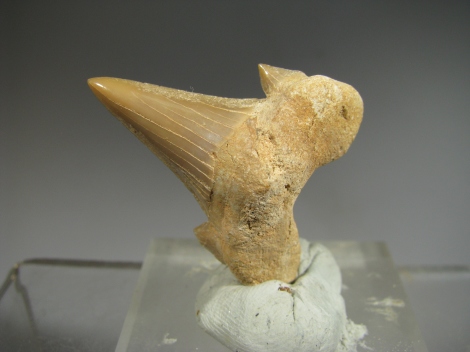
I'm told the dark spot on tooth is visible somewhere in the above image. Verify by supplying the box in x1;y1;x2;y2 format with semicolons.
278;286;293;294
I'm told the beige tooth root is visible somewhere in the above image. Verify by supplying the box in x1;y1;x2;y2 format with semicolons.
88;64;363;285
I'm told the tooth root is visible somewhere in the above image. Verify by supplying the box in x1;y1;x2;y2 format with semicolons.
258;64;307;96
88;77;255;212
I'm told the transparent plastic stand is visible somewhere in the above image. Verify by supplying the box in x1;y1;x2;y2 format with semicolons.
3;239;468;351
116;239;428;352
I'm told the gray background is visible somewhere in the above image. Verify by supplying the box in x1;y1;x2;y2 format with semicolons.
1;1;469;279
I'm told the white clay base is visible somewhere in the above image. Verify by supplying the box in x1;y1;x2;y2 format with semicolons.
195;238;367;352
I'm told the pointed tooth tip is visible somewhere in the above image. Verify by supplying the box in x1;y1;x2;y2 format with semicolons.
258;63;272;69
87;77;111;98
87;77;101;86
87;77;139;104
258;63;280;71
258;64;275;96
88;77;106;87
87;77;118;92
258;63;271;75
87;77;133;114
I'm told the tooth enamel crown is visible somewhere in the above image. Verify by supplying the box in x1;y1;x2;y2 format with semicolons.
88;64;363;285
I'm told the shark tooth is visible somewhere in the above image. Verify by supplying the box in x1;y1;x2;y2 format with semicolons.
88;64;363;285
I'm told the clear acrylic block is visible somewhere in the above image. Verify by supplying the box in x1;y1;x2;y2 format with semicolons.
116;239;428;352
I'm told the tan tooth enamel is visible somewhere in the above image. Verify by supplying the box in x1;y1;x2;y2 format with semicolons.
88;77;256;213
88;64;363;285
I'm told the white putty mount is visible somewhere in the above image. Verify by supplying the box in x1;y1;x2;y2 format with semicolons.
195;238;367;352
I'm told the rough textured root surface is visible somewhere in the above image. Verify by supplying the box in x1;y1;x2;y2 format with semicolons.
194;68;363;285
195;238;367;352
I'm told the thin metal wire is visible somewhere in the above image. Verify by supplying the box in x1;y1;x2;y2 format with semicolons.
0;258;142;301
0;258;142;351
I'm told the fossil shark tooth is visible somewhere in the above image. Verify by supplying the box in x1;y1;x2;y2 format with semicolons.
88;64;363;285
